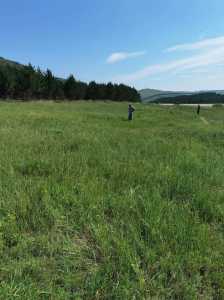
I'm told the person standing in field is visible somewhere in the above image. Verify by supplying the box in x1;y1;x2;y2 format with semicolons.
197;104;201;115
128;104;135;121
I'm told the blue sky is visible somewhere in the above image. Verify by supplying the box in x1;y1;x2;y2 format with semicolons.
1;0;224;91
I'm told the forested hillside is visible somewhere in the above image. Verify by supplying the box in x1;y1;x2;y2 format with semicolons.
153;92;224;104
140;88;224;103
0;57;140;102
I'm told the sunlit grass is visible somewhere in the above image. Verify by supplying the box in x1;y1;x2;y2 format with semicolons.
0;101;223;299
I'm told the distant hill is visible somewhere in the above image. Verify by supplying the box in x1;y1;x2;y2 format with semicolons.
152;92;224;104
140;88;165;100
0;57;23;68
140;88;224;103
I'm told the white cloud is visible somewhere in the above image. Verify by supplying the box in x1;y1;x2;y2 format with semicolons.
166;35;224;52
106;51;146;64
114;42;224;84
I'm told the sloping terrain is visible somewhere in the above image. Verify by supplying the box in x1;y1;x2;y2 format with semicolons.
140;88;224;102
0;56;23;68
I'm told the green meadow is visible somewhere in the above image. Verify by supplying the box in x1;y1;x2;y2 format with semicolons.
0;101;223;299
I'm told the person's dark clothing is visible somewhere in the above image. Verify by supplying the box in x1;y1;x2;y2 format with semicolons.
197;105;201;115
128;105;135;120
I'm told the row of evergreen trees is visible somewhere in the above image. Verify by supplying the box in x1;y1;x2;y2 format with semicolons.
153;92;224;104
0;63;140;102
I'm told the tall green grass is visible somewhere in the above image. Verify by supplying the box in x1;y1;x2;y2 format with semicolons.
0;101;223;299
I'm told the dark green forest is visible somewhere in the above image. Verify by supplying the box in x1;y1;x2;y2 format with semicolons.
0;58;140;102
154;92;224;104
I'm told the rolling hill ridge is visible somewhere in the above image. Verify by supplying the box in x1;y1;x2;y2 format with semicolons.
0;57;23;68
140;88;224;103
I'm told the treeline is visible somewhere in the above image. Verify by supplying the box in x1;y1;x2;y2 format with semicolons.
0;62;140;102
153;92;224;104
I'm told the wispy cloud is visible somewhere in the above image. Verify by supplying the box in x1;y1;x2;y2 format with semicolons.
166;35;224;52
114;45;224;83
106;51;146;64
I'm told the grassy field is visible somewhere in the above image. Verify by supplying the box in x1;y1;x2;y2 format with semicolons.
0;101;223;299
